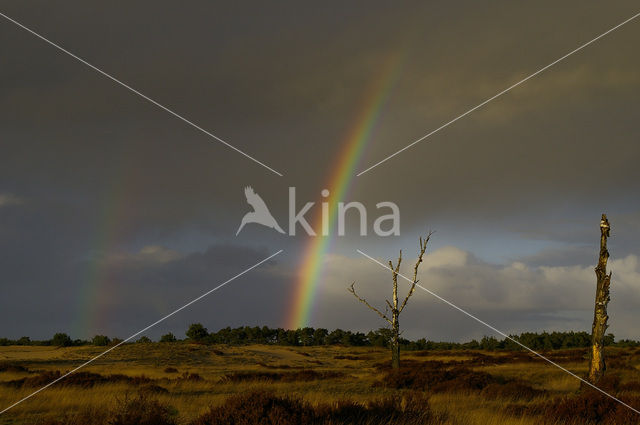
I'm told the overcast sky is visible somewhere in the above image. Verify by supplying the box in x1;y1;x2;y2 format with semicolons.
1;1;639;342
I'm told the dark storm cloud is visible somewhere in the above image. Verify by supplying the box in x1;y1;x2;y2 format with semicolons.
0;239;286;339
1;1;639;339
2;1;639;221
86;243;287;340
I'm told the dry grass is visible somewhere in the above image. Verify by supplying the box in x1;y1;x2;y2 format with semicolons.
0;344;639;424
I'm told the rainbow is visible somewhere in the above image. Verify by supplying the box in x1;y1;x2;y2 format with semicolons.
287;52;405;329
74;156;131;338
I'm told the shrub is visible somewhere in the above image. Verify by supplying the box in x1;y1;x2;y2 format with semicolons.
139;384;169;395
110;393;177;425
160;333;177;343
541;390;640;424
481;381;546;401
620;381;640;392
191;391;314;425
317;392;435;423
137;336;152;343
333;355;368;360
60;372;108;388
16;336;31;345
51;333;72;347
608;357;635;370
179;372;203;381
190;391;443;425
186;324;208;341
92;335;110;346
379;363;500;393
7;371;155;388
34;393;176;425
0;361;28;372
220;369;343;383
8;370;61;388
164;367;179;373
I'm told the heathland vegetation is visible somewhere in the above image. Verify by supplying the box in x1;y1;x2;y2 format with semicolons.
1;327;640;424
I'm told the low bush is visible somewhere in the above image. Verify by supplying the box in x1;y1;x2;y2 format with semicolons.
139;383;170;395
34;393;176;425
191;391;314;425
7;370;61;387
190;391;444;425
256;362;297;370
608;357;635;370
51;333;73;347
481;381;546;401
220;369;343;383
0;361;28;372
542;349;587;362
110;393;178;425
619;381;640;392
5;371;154;388
160;333;177;343
179;372;203;381
333;355;369;360
91;335;110;346
378;364;501;393
540;390;640;424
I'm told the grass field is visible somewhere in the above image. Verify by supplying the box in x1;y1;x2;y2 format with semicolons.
0;343;639;424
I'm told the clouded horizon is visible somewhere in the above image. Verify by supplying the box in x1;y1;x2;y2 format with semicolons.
1;1;639;342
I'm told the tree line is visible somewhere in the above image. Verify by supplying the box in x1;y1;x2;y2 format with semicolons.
1;326;638;351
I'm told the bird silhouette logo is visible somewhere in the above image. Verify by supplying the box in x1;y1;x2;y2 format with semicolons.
236;186;285;236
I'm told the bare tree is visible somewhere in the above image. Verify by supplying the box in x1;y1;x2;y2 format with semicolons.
348;233;432;369
588;214;612;384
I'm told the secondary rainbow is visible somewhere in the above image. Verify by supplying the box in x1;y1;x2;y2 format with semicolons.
74;156;133;338
287;52;405;329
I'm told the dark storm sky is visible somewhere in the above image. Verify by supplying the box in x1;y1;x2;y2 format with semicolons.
1;1;639;341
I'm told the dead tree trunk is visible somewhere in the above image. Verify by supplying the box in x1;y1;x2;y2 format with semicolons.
390;256;401;369
588;214;612;384
349;233;431;369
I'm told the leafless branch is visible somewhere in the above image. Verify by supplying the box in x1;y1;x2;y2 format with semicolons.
399;232;433;313
348;282;392;324
385;299;394;312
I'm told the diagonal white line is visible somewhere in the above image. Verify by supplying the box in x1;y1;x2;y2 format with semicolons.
356;248;640;415
356;11;640;177
0;12;283;177
0;249;283;415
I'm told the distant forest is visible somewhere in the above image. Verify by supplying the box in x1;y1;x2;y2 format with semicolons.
2;325;639;351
